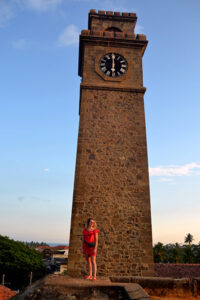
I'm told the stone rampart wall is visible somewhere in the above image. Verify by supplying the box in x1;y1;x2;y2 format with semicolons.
155;263;200;278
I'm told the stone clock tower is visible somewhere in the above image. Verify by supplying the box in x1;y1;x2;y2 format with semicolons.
68;9;154;276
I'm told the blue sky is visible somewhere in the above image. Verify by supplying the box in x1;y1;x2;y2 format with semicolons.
0;0;200;245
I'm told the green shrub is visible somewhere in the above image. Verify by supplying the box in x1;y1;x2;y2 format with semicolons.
0;235;45;290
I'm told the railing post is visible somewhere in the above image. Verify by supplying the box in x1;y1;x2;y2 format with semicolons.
30;272;32;286
2;274;5;286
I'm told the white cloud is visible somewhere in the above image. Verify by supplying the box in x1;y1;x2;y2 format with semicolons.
149;162;200;177
14;0;63;12
154;177;173;182
58;24;79;47
0;0;63;28
12;38;27;49
17;196;25;201
43;168;49;172
0;0;14;28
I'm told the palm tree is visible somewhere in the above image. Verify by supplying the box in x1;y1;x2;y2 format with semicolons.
172;247;180;263
183;245;194;263
184;233;194;245
153;242;166;263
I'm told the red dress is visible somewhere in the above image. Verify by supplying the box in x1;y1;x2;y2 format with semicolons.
82;228;99;257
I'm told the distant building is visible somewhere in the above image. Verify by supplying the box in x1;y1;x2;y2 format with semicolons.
36;245;68;254
35;245;69;273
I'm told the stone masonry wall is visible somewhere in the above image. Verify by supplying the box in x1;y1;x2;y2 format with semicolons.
67;88;154;276
89;10;137;34
82;45;144;88
155;263;200;278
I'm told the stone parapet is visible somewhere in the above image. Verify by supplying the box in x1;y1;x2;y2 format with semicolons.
110;276;200;298
81;29;146;41
88;9;138;34
89;9;137;19
12;275;151;300
155;263;200;278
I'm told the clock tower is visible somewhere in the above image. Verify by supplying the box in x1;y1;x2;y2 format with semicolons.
68;9;154;276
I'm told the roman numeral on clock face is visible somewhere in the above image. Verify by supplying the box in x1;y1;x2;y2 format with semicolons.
99;53;128;77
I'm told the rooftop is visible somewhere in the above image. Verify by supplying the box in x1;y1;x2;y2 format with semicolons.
0;285;17;300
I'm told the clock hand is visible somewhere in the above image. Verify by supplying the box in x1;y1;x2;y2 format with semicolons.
111;53;115;72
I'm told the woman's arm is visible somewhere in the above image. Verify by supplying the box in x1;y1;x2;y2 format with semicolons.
94;233;98;253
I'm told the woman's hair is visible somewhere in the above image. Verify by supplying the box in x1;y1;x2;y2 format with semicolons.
86;218;97;229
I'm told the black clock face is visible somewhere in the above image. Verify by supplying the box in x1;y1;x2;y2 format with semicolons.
99;53;128;77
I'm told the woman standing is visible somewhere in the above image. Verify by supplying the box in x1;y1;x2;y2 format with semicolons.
82;218;99;281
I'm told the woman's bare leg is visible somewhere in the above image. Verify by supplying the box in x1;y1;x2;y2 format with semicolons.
91;256;97;278
87;256;92;277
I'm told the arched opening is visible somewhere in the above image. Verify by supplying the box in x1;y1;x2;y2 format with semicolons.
105;27;122;32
